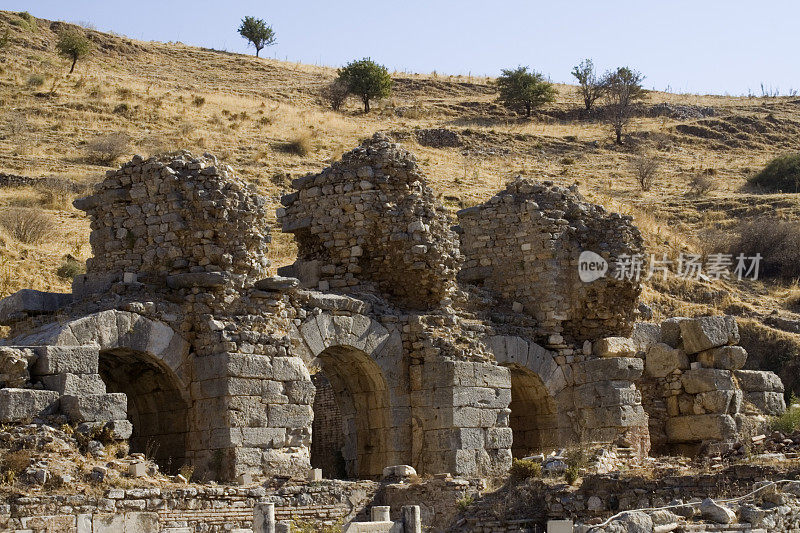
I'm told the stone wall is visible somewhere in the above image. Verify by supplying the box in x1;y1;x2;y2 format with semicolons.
278;133;459;309
310;373;345;478
456;177;644;343
0;138;786;485
635;316;785;452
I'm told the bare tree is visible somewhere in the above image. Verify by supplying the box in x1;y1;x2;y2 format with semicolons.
571;59;604;111
602;67;646;144
631;151;659;191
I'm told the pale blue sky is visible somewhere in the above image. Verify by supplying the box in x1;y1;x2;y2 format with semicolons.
6;1;799;95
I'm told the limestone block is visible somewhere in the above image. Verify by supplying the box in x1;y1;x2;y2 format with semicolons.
254;276;300;291
574;357;643;384
746;391;786;415
272;357;310;381
128;462;147;477
304;292;369;314
694;390;741;414
0;289;72;325
679;316;739;354
593;337;637;357
734;370;784;392
681;368;735;394
574;381;641;408
166;272;228;289
485;427;513;449
0;388;59;422
41;373;106;395
60;393;127;423
382;465;416;478
106;419;133;440
579;404;646;428
660;317;689;348
700;498;736;524
645;343;689;378
631;322;662;350
0;347;35;387
32;345;99;375
665;414;737;442
267;404;313;428
697;346;747;370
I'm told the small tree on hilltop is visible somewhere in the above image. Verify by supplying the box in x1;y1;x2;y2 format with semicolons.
56;29;91;74
602;66;646;144
336;58;392;113
238;16;276;57
496;66;556;117
571;58;604;111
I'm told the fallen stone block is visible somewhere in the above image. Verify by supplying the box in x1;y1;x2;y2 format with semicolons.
665;414;737;442
700;498;736;524
681;368;736;394
0;289;72;325
32;345;99;375
0;388;59;422
697;345;747;370
60;393;127;423
679;316;739;354
593;336;637;357
734;370;785;392
106;419;134;440
645;343;689;378
746;391;786;415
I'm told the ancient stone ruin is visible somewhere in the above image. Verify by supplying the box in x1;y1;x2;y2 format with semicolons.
0;134;786;483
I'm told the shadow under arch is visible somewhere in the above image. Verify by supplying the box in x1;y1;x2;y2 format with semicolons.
295;312;408;479
20;310;192;472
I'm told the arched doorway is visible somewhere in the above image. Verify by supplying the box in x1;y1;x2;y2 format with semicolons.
295;312;408;479
313;344;392;479
99;347;190;471
507;365;559;457
13;310;193;473
483;335;568;457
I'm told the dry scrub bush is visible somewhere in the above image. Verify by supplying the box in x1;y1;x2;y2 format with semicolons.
689;173;716;196
85;132;130;165
0;208;54;244
707;217;800;280
631;151;659;191
280;132;312;156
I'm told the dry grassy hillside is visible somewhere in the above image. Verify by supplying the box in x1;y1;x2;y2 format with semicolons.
3;10;800;388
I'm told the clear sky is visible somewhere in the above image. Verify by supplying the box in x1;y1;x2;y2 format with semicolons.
6;0;799;95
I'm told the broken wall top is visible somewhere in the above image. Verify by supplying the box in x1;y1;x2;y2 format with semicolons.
278;134;460;309
457;177;644;342
74;152;271;289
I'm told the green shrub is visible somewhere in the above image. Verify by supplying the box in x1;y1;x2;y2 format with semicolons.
191;95;206;107
57;258;85;279
509;458;542;480
564;464;580;485
772;394;800;433
26;74;45;88
748;154;800;192
497;66;556;117
56;29;92;73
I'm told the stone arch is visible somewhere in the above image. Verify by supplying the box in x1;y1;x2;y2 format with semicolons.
484;335;569;455
295;312;408;479
21;310;192;470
